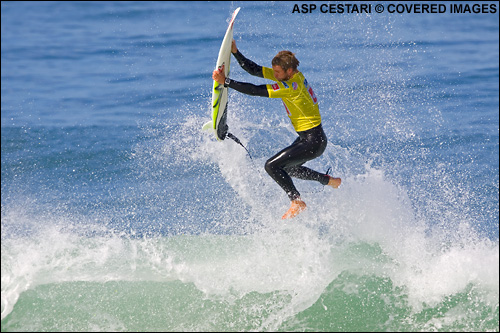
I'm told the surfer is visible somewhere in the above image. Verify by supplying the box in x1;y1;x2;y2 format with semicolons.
212;40;341;219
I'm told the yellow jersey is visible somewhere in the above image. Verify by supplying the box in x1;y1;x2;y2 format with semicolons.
262;67;321;132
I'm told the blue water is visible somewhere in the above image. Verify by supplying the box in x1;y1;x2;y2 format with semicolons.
1;1;498;331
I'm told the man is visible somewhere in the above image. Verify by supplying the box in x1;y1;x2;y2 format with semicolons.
212;40;341;219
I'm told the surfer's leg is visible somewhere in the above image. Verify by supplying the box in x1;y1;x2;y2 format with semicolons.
286;125;341;189
285;165;330;184
264;133;326;200
264;146;310;219
277;124;330;185
265;124;339;219
286;165;341;188
264;139;303;201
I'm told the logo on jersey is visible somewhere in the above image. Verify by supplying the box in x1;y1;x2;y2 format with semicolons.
304;78;318;103
308;87;318;103
283;102;291;116
292;82;298;90
272;83;280;91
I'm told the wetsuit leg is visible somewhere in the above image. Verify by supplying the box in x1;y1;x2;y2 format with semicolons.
285;165;330;185
264;124;329;200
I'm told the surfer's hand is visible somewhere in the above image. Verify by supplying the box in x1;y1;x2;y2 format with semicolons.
231;40;238;53
212;64;225;84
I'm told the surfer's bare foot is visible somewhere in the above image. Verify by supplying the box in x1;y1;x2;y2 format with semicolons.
327;176;341;189
282;199;307;219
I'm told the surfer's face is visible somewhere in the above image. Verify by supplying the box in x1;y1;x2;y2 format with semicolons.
272;65;293;81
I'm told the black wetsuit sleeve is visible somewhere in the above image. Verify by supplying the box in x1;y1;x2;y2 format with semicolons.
233;50;264;78
227;79;269;97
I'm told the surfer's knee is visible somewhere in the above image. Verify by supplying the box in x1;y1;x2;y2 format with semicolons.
264;158;275;176
265;158;283;177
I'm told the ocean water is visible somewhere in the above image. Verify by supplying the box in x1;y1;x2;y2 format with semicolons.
1;1;498;332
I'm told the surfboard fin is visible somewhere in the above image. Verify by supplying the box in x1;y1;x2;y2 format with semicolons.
202;122;253;160
202;121;214;132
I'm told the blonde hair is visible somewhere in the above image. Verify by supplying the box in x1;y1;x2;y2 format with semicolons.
272;51;299;71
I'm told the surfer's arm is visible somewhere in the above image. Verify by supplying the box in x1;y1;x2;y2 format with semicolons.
232;50;264;78
213;65;268;97
226;79;269;97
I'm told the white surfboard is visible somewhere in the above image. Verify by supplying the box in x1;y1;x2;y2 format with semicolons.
203;7;240;140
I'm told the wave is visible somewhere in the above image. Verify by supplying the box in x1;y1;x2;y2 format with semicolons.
2;120;499;330
2;93;498;333
2;109;499;331
1;224;498;331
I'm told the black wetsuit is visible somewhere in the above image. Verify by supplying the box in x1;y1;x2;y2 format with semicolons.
227;51;330;201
